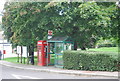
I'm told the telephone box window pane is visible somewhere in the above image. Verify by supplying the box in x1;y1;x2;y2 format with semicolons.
38;46;41;50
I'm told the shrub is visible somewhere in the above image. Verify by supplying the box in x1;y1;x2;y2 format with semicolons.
96;39;117;48
97;44;116;48
63;51;118;71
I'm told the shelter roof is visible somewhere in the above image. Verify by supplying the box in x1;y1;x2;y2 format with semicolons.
48;36;73;42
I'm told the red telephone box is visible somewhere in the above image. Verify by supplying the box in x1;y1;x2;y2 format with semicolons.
37;40;50;66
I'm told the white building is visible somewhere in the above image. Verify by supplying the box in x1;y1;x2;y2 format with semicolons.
0;31;12;55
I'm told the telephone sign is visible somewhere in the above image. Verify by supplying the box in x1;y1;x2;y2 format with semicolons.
48;30;53;35
38;42;42;44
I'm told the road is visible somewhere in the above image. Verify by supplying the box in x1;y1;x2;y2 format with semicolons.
1;66;117;79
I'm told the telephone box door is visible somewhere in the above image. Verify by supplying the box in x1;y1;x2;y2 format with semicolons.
37;40;50;66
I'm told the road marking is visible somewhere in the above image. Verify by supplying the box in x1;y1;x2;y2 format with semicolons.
11;74;42;79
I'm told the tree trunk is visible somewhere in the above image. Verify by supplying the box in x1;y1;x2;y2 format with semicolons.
28;44;34;65
74;41;77;50
20;46;23;63
16;47;19;63
81;46;86;50
27;46;29;64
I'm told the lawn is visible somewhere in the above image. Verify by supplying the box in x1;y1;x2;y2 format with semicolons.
87;47;118;59
3;47;118;65
4;54;55;65
4;57;38;65
87;47;118;52
4;57;18;63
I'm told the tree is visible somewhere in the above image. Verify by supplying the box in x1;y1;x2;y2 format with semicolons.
2;2;49;64
45;2;118;50
2;2;118;52
0;22;2;31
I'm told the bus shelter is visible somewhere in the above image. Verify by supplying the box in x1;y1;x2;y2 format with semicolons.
47;36;74;68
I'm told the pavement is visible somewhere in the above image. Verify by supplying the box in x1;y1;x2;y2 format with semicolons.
0;60;118;78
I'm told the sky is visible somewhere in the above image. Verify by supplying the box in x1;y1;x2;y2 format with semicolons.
0;0;6;22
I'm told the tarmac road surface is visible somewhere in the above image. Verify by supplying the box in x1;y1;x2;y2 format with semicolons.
1;65;117;79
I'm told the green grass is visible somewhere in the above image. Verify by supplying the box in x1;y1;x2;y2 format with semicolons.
4;57;18;63
3;47;118;65
87;47;118;59
4;55;55;65
4;57;38;65
87;47;118;52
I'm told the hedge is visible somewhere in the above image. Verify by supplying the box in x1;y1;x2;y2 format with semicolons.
63;51;118;71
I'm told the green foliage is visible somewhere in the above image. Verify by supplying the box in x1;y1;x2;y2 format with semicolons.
63;51;118;71
2;2;118;50
0;23;2;31
96;38;118;48
2;2;49;46
50;2;118;49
